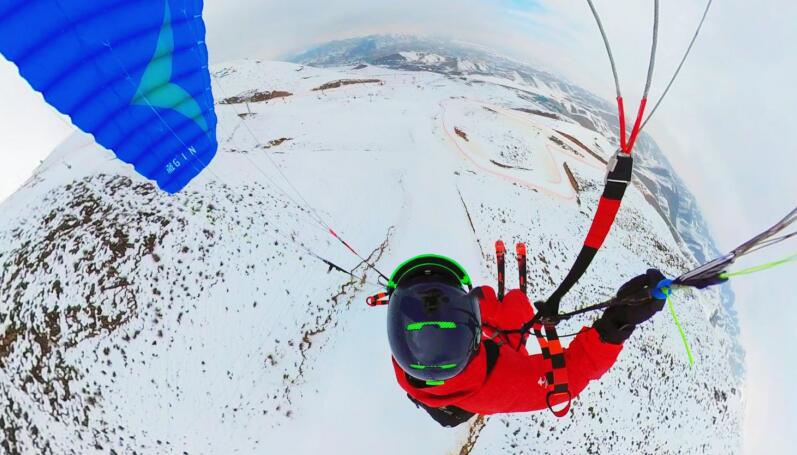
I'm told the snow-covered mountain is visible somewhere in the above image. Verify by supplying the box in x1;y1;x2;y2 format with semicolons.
1;38;742;454
292;34;743;373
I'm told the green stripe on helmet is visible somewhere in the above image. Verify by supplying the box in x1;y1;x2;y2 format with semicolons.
409;363;458;370
406;321;457;331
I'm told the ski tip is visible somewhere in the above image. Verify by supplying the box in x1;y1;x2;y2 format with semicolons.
495;240;506;253
516;243;527;255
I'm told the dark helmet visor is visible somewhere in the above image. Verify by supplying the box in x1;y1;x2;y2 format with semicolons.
388;280;481;381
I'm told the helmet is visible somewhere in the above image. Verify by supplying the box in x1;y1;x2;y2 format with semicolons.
387;254;481;385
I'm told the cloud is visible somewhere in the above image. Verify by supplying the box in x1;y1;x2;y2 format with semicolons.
203;0;507;62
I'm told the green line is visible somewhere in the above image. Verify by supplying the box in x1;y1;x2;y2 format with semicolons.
665;291;694;366
719;253;797;279
406;321;457;331
410;363;457;370
426;380;445;386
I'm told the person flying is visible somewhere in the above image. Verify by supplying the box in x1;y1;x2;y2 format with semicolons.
374;253;666;427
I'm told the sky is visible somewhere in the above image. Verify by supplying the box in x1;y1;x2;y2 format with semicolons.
0;0;795;452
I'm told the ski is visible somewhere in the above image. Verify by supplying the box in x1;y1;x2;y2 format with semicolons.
495;240;506;300
516;243;527;295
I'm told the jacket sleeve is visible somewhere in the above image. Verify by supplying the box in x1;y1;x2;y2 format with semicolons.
469;327;624;414
559;328;624;399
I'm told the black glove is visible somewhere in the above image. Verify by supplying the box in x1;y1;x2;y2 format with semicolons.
593;269;667;344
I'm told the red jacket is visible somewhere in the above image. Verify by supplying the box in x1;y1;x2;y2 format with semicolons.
393;286;623;414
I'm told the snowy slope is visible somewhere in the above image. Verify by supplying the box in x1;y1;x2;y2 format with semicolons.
292;34;744;376
290;35;731;270
0;58;741;454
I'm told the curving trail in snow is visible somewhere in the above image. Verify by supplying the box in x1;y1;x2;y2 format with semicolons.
439;97;610;204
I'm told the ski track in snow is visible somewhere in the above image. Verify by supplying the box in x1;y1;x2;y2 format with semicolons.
0;60;741;454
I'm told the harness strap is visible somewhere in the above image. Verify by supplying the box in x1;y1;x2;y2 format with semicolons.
544;151;634;315
507;240;571;417
533;321;572;417
540;0;659;318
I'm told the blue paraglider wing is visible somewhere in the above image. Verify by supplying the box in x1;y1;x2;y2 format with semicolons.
0;0;217;193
